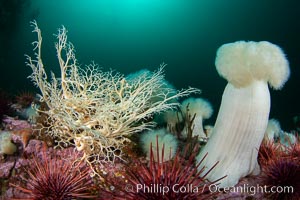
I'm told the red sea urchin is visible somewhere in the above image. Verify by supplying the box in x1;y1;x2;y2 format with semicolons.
285;133;300;161
101;138;224;200
258;140;283;167
15;91;36;108
260;157;300;200
10;149;96;199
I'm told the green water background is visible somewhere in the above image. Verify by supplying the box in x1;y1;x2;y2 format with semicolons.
0;0;299;130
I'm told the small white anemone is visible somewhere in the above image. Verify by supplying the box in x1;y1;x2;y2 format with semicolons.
280;131;297;147
263;118;281;142
140;128;178;162
204;125;214;138
163;110;183;133
0;131;17;155
181;97;213;140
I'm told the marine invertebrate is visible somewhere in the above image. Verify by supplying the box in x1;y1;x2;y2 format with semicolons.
10;149;95;199
284;135;300;161
259;157;300;200
140;128;178;162
15;91;35;108
263;118;281;142
204;125;213;138
259;134;299;167
258;140;283;167
181;98;213;141
18;106;39;123
0;131;17;155
161;109;183;134
126;69;179;104
101;138;223;200
197;41;290;187
26;21;199;175
177;103;199;158
279;131;297;147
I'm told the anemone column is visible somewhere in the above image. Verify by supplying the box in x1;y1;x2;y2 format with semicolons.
197;41;290;187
